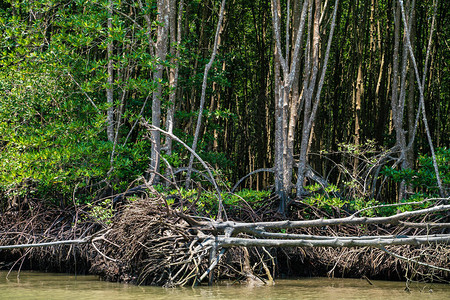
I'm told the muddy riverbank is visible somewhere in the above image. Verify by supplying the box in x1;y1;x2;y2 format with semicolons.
1;196;449;286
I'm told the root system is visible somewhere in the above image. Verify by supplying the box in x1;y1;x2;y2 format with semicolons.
1;194;449;286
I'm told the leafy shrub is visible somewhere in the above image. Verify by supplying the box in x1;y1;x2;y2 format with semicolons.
0;66;152;207
84;198;114;226
301;183;433;217
157;186;270;219
381;147;450;197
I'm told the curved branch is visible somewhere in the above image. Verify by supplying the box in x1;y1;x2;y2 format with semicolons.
231;168;274;193
173;167;216;185
145;124;224;220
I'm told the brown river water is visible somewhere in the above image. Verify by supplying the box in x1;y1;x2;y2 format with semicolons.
1;271;449;300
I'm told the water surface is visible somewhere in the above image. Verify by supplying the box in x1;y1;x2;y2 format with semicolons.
0;271;449;300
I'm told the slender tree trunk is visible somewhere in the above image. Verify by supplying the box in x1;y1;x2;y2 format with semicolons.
150;0;170;180
164;0;185;156
391;0;404;200
391;0;423;200
296;0;338;198
296;0;321;197
405;5;416;172
185;0;227;189
106;0;114;142
398;0;444;198
353;61;363;178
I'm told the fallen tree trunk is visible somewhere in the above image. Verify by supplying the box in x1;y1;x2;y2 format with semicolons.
215;235;450;248
209;204;450;232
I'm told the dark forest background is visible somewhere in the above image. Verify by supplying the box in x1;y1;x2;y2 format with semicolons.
0;0;448;213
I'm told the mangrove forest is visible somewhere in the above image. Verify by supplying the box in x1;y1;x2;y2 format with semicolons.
0;0;449;288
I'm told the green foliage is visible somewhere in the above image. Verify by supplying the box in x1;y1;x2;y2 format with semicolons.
0;0;448;214
301;183;432;217
381;148;450;196
84;198;114;226
157;187;270;219
0;63;152;205
302;192;377;216
0;0;156;207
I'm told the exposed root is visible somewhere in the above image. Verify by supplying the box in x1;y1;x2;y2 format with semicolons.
1;194;449;287
91;196;212;287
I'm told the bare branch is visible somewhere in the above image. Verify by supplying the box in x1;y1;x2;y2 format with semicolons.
399;221;450;229
216;235;450;248
145;124;224;219
213;204;450;231
186;0;227;195
0;238;89;250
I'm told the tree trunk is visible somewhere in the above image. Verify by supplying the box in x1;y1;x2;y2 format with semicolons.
164;0;185;156
398;0;444;198
106;0;114;143
150;0;170;180
185;0;227;189
270;0;338;212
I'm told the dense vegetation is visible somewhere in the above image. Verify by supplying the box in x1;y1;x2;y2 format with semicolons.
0;0;448;214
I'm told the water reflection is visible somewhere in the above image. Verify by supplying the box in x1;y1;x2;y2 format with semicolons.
0;271;448;300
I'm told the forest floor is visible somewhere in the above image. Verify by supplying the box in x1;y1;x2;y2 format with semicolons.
0;195;449;286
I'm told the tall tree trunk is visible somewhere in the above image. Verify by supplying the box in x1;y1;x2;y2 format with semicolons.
150;0;170;180
398;0;444;198
185;0;227;189
296;0;321;197
271;0;309;213
270;0;338;212
106;0;114;142
296;0;338;198
392;0;415;200
164;0;185;156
